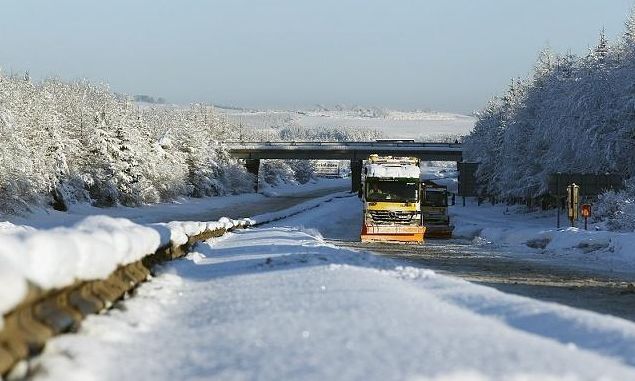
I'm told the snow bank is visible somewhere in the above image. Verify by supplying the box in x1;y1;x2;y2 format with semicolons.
0;216;249;318
0;190;349;319
0;256;27;327
450;201;635;274
0;216;161;293
366;164;420;179
152;217;250;246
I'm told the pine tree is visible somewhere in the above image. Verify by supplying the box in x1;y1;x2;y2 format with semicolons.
534;47;556;83
590;28;610;61
0;68;378;214
290;160;315;184
624;7;635;47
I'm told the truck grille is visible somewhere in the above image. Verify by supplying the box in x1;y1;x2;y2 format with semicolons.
368;210;417;224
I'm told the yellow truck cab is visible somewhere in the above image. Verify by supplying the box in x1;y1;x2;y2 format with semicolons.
360;155;425;243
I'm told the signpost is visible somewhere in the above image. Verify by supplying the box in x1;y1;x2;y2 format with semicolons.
581;204;591;230
566;183;579;227
556;173;561;228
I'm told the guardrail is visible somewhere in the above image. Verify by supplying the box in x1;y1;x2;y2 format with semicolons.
0;191;354;377
0;221;248;377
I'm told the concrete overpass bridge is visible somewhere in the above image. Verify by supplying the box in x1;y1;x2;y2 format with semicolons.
225;141;464;192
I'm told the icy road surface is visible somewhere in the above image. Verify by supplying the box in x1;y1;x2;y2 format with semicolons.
33;228;635;380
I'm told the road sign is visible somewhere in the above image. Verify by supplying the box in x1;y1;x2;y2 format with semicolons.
458;162;479;197
548;173;623;196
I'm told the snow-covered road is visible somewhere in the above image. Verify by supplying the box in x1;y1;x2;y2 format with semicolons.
29;196;635;381
280;196;635;321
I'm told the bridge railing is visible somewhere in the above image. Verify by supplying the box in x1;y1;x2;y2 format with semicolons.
226;141;463;149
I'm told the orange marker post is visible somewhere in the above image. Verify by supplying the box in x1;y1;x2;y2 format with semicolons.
581;204;592;230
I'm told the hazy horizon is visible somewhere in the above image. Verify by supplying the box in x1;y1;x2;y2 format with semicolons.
1;0;633;114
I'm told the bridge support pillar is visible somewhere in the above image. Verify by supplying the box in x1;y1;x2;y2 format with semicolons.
350;160;363;194
245;159;260;192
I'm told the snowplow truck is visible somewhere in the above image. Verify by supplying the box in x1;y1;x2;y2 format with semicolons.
421;181;454;238
360;155;426;243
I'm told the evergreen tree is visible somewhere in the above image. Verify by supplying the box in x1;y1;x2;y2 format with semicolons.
623;7;635;48
0;69;376;214
589;28;610;63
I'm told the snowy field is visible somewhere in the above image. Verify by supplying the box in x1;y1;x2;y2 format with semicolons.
28;195;635;381
218;107;475;140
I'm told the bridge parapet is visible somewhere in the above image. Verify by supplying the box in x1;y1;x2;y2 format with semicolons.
226;141;463;161
226;141;462;149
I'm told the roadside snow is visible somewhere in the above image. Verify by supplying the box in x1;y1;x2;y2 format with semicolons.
1;178;348;230
450;199;635;274
0;217;162;294
267;195;363;242
249;192;354;225
0;215;245;316
31;226;635;381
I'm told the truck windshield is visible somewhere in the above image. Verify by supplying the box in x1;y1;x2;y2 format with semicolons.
366;180;419;202
423;190;447;207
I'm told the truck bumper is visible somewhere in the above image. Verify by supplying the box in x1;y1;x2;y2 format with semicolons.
360;225;425;244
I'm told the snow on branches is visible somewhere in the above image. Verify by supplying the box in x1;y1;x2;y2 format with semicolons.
0;74;365;214
0;76;259;211
464;10;635;207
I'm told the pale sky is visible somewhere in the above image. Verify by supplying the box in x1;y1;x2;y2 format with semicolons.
0;0;633;113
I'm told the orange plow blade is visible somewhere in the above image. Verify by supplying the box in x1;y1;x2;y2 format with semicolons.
361;225;425;244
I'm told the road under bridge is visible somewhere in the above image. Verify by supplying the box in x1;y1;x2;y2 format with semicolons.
226;141;464;192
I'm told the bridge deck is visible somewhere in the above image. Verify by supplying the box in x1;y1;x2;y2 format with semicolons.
226;141;463;161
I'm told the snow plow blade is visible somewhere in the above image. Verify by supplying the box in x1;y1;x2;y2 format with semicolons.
361;225;425;244
423;225;454;239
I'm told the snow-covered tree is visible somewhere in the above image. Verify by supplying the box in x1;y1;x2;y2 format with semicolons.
0;69;380;214
622;8;635;51
464;9;635;217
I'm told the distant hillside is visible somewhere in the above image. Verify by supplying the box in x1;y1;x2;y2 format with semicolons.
215;107;475;141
